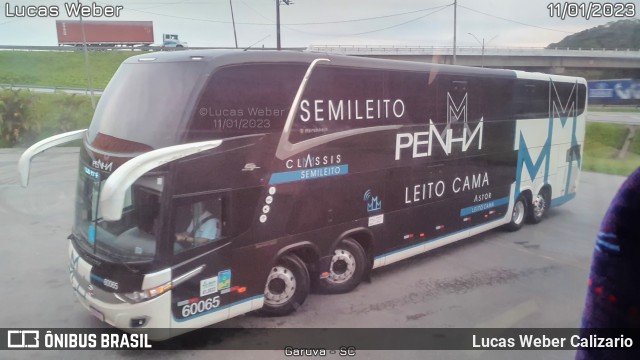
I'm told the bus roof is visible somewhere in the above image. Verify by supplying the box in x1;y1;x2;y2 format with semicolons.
124;49;517;78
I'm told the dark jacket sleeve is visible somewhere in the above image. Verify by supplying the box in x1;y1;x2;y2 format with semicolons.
576;167;640;359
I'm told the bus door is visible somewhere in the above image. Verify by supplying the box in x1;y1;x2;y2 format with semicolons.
560;144;582;197
168;191;238;329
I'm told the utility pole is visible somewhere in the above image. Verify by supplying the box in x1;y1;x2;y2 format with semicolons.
78;0;95;109
276;0;293;50
468;33;498;68
229;0;238;48
453;0;457;65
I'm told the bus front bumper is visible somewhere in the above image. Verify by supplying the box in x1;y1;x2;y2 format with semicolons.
69;242;172;339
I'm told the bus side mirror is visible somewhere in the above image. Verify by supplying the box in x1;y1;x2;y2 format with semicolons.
18;129;87;187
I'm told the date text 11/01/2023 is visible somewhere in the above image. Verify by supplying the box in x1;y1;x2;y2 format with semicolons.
199;107;284;130
547;2;635;20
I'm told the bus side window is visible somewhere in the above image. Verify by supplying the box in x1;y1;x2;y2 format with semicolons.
133;187;160;235
173;195;227;253
187;64;306;141
514;81;548;119
552;81;587;116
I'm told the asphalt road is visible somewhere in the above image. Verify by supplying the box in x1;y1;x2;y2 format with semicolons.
0;148;631;359
587;111;640;125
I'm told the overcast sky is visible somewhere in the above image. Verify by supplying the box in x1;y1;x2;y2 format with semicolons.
1;0;637;48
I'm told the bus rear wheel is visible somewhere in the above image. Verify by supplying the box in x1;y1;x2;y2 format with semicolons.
527;190;549;224
260;254;310;316
315;238;366;294
505;195;526;232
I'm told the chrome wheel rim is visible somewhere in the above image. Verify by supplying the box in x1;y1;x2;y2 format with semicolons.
264;265;296;306
533;194;546;218
326;248;356;284
512;200;525;225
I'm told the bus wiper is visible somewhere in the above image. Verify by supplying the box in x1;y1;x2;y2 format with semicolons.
93;242;143;274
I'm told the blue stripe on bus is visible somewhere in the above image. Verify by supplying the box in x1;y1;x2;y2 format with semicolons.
173;295;264;323
550;193;576;207
374;218;504;260
269;165;349;185
459;196;510;217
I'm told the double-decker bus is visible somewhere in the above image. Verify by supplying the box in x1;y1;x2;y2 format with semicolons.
19;50;586;339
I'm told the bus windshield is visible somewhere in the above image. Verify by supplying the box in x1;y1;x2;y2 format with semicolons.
87;61;207;149
73;164;162;262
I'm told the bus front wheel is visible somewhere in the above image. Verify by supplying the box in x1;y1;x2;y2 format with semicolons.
505;195;526;232
260;254;310;316
315;238;366;294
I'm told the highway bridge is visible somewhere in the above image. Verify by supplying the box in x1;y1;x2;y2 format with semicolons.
2;44;639;75
307;45;640;74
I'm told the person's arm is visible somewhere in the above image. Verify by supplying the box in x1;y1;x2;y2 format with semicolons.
176;232;190;242
192;218;219;244
176;221;195;243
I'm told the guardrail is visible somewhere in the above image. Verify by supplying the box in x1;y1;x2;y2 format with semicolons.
3;44;639;57
0;45;306;52
307;45;640;58
0;83;103;95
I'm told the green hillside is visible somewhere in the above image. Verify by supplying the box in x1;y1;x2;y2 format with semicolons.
548;19;640;50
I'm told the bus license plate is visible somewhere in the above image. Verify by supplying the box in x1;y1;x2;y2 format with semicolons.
89;306;104;322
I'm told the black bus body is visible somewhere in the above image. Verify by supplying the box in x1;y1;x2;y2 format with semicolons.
19;50;586;339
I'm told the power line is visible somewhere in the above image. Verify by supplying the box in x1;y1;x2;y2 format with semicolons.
276;4;451;37
238;0;273;22
183;1;453;26
345;5;452;36
121;6;265;25
127;2;215;4
285;3;453;25
0;19;19;26
236;1;451;37
458;4;574;34
117;1;455;27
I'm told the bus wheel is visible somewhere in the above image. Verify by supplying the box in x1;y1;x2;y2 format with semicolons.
505;195;526;232
527;190;549;224
261;254;310;316
315;238;366;294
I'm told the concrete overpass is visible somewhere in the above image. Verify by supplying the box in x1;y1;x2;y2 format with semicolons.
307;45;640;74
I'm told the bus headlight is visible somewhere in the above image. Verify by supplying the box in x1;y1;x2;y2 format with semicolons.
121;283;172;303
119;265;205;303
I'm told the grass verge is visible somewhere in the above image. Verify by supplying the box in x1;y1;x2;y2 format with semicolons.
588;105;640;113
0;51;134;89
583;122;640;176
0;90;95;147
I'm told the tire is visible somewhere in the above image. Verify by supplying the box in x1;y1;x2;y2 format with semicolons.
314;238;367;294
504;195;526;232
527;189;550;224
260;254;310;316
